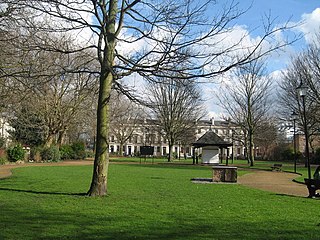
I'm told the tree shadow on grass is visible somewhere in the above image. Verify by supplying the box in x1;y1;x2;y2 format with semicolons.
1;204;317;240
0;187;86;196
275;193;310;199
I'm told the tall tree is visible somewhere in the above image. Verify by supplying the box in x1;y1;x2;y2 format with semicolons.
7;36;97;147
279;39;320;152
109;93;145;156
254;118;279;160
4;0;296;196
216;60;273;166
147;76;204;162
8;106;47;146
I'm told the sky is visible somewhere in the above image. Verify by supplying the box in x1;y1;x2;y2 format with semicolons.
205;0;320;119
67;0;320;120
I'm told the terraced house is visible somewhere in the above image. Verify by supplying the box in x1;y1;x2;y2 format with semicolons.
109;118;246;160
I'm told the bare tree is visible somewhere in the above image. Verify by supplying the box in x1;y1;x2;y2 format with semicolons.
216;60;273;166
147;76;205;162
254;118;279;160
3;0;297;195
109;93;145;156
279;39;320;152
6;34;98;147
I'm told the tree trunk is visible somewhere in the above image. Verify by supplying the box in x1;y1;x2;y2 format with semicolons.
87;72;112;196
168;144;173;162
57;129;67;147
249;130;254;166
87;0;116;196
119;143;124;156
44;134;55;147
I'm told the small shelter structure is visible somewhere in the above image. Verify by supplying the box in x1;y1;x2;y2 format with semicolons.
192;130;232;164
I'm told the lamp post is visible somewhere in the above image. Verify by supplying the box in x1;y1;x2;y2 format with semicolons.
291;111;298;173
296;82;311;180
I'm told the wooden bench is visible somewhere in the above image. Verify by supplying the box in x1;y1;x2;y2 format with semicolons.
271;164;282;171
304;178;320;198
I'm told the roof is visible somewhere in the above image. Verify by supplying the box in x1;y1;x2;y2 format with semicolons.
192;130;232;148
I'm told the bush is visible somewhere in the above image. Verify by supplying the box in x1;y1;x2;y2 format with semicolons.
7;144;25;162
0;156;7;165
85;150;94;158
60;145;75;160
0;137;5;148
71;141;86;159
313;148;320;164
58;142;87;160
30;147;42;162
41;146;61;162
281;148;294;161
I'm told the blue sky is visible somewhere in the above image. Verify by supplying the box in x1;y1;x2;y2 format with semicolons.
205;0;320;119
237;0;319;26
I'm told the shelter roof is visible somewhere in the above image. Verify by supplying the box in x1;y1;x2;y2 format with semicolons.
192;130;232;148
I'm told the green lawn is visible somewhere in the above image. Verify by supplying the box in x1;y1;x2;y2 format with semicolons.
0;163;319;240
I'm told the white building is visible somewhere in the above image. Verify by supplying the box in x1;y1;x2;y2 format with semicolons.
0;117;12;147
108;118;245;158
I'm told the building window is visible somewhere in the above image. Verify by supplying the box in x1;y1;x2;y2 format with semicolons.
133;135;138;144
186;147;190;154
237;147;241;155
162;147;166;155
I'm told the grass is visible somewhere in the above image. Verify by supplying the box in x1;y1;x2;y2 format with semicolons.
118;157;317;182
0;163;319;240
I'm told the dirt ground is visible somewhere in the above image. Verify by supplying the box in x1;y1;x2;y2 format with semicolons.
238;169;309;197
0;161;310;197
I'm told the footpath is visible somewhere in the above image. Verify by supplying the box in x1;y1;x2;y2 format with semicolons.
0;161;310;197
238;169;308;197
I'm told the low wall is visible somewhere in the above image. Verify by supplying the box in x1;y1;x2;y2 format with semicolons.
212;166;237;183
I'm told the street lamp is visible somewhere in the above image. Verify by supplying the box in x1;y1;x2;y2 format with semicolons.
291;111;298;173
296;82;311;180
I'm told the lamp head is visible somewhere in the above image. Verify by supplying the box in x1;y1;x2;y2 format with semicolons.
291;111;298;121
296;82;308;97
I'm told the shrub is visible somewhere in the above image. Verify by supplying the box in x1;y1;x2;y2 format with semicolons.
0;137;5;148
71;141;86;159
41;146;61;162
281;148;294;161
30;147;42;162
60;144;75;160
7;144;25;162
85;150;94;158
0;156;7;165
313;148;320;164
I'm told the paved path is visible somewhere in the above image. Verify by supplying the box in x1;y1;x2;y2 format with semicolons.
0;162;310;197
238;169;309;197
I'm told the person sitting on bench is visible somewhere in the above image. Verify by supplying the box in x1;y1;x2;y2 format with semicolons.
312;166;320;197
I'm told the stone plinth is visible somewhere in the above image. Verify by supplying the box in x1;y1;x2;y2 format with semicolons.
212;166;237;183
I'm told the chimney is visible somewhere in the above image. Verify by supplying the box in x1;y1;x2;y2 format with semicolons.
211;117;214;126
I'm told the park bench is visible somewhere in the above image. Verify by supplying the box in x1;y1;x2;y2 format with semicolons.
304;178;320;198
271;164;282;171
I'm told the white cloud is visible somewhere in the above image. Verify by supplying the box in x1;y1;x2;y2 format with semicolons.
298;8;320;45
